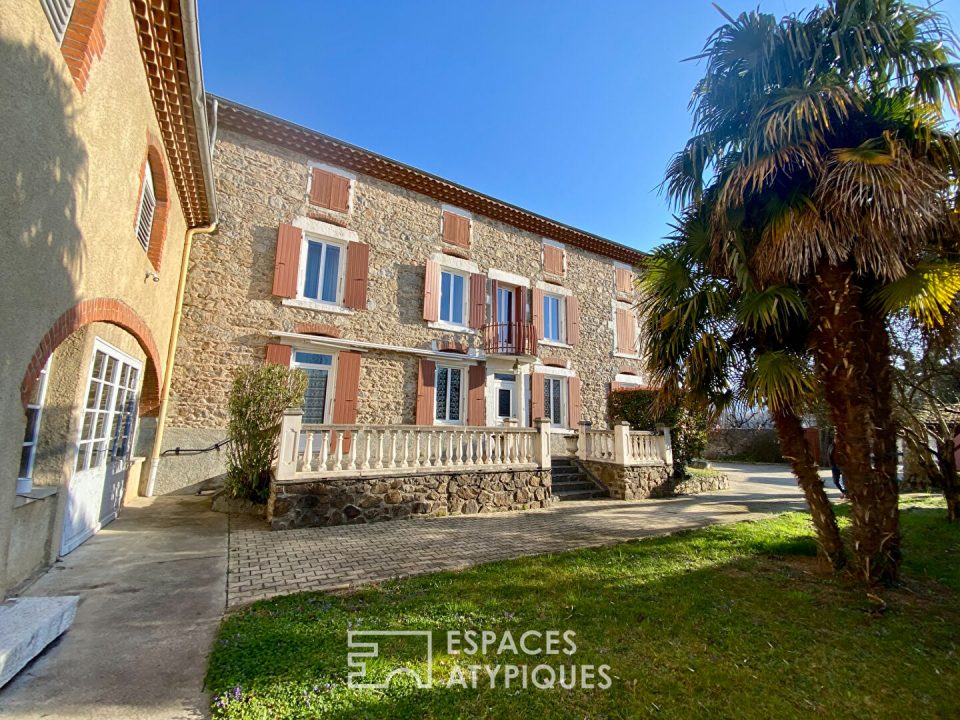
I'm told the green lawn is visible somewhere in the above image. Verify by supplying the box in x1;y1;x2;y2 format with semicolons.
207;496;960;719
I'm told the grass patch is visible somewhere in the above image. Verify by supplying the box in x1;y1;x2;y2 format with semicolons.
207;497;959;719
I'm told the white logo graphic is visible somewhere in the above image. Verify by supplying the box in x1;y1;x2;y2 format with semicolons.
347;630;433;689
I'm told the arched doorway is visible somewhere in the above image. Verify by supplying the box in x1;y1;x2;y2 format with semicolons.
20;299;163;554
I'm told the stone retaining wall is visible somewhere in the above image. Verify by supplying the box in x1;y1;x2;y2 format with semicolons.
269;468;553;530
673;472;729;495
582;461;673;500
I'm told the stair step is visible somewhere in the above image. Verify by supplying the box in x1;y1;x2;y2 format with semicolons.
553;489;609;501
551;481;598;493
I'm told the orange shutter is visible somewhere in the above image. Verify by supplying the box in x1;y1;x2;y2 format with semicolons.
615;267;634;294
272;224;302;298
532;288;544;341
443;211;470;248
490;280;499;324
567;376;581;428
415;359;436;425
332;351;362;424
423;261;440;322
565;295;580;346
469;272;486;329
467;363;486;426
264;343;292;366
611;381;625;392
343;242;369;310
309;168;351;212
616;308;636;354
543;245;565;275
514;287;526;323
531;372;545;423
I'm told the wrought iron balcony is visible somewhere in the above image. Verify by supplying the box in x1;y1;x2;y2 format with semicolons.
481;321;538;357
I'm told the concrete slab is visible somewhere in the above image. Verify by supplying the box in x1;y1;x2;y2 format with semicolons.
0;596;78;688
0;495;227;720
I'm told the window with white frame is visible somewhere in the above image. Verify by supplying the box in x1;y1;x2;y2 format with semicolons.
301;236;343;304
439;269;467;325
293;351;333;423
135;160;157;252
435;365;464;423
18;357;51;493
542;293;564;342
543;376;565;426
41;0;76;44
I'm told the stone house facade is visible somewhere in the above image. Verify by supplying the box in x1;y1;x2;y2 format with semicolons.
0;0;215;597
159;98;648;494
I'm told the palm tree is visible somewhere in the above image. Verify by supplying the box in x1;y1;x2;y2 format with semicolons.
641;208;846;569
662;1;960;584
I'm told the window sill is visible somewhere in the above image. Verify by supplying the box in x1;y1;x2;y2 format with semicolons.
613;352;641;360
282;298;355;315
428;321;476;334
540;340;572;349
15;486;59;509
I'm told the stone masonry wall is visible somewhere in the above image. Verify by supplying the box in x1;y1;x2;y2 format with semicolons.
269;468;553;530
581;460;673;500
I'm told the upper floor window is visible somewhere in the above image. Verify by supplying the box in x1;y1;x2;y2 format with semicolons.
309;167;352;213
135;160;157;252
41;0;76;44
439;270;467;325
542;293;564;342
302;237;342;304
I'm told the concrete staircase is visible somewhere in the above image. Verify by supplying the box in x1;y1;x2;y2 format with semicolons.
550;456;609;501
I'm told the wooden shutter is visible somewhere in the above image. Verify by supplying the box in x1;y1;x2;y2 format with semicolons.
567;377;582;428
343;242;369;310
469;272;486;329
543;244;565;275
565;295;580;346
490;280;499;325
616;308;637;354
415;359;436;425
423;260;440;322
532;288;544;341
272;224;302;298
531;371;545;423
514;287;525;323
467;363;486;426
309;168;350;212
264;343;292;366
615;267;634;294
443;211;470;248
332;351;362;424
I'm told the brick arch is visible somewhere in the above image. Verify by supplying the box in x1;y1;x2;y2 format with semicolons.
139;132;170;272
21;299;163;416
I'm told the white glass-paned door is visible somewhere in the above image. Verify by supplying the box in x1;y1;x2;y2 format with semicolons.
62;341;141;556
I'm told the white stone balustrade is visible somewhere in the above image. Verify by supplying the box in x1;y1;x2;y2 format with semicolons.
275;410;552;481
577;420;672;467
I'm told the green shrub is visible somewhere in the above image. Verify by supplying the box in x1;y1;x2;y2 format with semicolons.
225;364;307;503
608;388;708;477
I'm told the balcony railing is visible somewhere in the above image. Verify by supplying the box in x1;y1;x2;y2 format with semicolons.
481;321;538;356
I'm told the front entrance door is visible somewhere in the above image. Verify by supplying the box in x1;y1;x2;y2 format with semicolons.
61;340;142;556
493;372;517;425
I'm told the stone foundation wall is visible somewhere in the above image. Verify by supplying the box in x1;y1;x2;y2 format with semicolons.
582;461;673;500
673;472;729;495
269;468;554;530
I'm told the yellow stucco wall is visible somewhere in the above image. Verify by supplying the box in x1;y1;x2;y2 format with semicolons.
0;0;192;596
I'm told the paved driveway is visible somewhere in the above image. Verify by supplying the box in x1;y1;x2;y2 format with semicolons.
0;496;227;720
228;463;822;607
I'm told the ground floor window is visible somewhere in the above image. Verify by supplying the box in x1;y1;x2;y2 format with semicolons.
543;376;564;426
18;357;51;492
293;351;333;423
435;365;464;423
494;372;516;420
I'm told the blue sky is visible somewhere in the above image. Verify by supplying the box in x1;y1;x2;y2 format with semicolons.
198;1;960;253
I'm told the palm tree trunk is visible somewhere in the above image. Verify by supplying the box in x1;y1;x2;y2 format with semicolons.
772;406;846;570
809;263;900;585
937;434;960;522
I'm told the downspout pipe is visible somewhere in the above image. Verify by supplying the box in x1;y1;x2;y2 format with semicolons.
144;0;218;496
